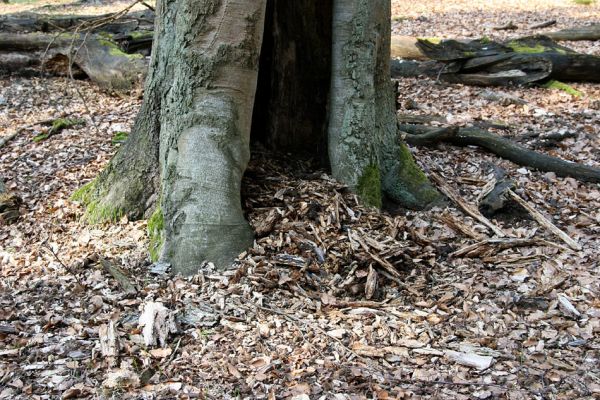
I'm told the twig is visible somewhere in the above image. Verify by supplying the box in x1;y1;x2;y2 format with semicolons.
0;131;19;149
493;21;518;31
99;258;138;294
450;237;567;258
436;212;485;240
530;20;557;29
43;242;84;286
165;337;182;365
507;189;581;251
140;1;155;11
430;172;506;237
0;118;56;149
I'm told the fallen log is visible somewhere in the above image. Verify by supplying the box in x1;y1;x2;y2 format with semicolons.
391;35;600;85
0;32;147;90
0;10;154;34
400;123;600;183
391;35;427;60
545;24;600;42
416;36;600;84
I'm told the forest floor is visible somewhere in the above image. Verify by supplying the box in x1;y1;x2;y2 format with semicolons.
1;0;599;399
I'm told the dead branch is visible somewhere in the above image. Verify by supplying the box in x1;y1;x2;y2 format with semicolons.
100;258;138;295
400;124;600;184
450;238;566;258
507;189;581;250
429;172;507;238
529;20;556;30
493;21;518;31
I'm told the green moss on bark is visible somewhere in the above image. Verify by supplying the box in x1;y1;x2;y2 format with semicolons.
71;180;125;224
506;41;566;55
33;118;85;142
98;39;144;59
147;205;164;262
356;164;382;208
383;143;443;209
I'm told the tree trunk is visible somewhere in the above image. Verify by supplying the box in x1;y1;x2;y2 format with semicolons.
328;0;441;208
76;0;439;275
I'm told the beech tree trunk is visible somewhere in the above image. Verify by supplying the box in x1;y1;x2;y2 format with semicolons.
76;0;440;275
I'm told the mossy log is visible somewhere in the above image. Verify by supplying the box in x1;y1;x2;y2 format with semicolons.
392;36;600;85
400;123;600;183
0;32;147;90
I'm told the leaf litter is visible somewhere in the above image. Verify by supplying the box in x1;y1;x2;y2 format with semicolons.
1;0;600;399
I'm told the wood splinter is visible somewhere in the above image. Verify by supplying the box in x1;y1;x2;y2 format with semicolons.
507;189;581;251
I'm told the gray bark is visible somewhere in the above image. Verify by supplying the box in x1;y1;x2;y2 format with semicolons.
328;0;441;208
157;0;266;275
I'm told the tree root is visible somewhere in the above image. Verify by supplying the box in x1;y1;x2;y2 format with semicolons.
401;124;600;183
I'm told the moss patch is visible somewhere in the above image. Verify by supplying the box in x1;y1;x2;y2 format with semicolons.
506;41;566;55
71;180;124;224
83;201;124;224
356;164;382;209
71;180;95;204
111;131;129;145
384;143;442;209
147;205;164;262
128;30;154;40
98;39;144;59
542;80;583;97
419;37;442;45
33;118;85;142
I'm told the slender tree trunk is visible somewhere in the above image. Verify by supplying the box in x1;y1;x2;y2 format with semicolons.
328;0;441;208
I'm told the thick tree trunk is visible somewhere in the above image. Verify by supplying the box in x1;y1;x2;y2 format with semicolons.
76;0;438;275
328;0;441;208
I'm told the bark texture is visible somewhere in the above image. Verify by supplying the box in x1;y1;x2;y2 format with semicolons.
77;0;438;276
156;0;266;275
328;0;441;208
73;0;173;223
